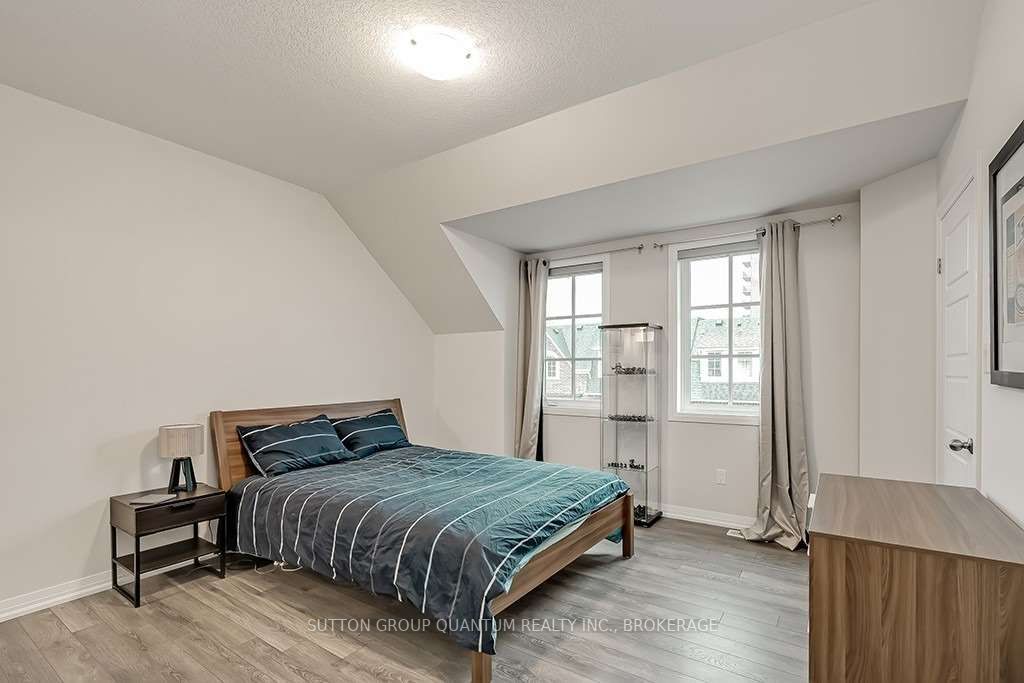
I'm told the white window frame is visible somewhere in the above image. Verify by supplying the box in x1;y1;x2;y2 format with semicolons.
668;236;760;426
543;253;610;417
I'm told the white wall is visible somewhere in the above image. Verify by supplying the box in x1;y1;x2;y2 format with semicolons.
938;0;1024;524
433;331;509;454
433;229;522;455
0;84;436;607
537;203;861;524
858;160;937;483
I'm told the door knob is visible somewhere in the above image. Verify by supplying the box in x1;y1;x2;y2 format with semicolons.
948;438;974;455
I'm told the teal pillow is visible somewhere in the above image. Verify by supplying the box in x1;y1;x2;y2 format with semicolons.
331;410;410;458
238;415;352;477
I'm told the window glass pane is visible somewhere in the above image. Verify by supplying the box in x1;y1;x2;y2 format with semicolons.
689;355;730;405
546;276;572;318
544;360;572;399
574;272;602;315
574;316;602;358
545;319;572;359
690;256;729;306
689;308;729;356
731;252;760;303
574;360;601;401
732;305;760;356
706;353;723;378
731;356;760;404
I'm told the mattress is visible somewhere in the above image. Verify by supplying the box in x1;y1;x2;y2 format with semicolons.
227;445;629;653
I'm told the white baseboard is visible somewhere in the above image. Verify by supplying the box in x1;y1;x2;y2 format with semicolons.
0;558;203;624
0;571;110;623
661;504;755;530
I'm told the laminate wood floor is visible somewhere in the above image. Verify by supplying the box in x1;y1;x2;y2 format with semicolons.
2;519;808;682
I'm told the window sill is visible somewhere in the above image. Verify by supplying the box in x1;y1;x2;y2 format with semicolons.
669;412;759;426
543;404;602;418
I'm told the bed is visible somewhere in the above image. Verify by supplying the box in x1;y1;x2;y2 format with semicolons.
210;399;634;683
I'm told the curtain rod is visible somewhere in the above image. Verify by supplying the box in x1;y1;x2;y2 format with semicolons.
757;213;843;238
539;241;647;265
653;213;844;248
540;213;844;262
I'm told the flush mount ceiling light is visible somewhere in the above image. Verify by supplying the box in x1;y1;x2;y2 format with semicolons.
396;26;476;81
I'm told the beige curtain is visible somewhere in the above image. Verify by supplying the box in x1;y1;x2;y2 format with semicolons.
513;258;548;459
741;220;809;550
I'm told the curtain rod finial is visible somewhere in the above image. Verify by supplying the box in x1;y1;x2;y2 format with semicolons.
829;214;843;227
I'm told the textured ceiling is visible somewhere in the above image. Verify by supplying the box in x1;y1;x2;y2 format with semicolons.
447;102;965;253
0;0;872;191
329;0;981;332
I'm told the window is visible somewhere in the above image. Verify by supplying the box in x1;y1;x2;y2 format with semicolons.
544;259;605;408
675;241;761;417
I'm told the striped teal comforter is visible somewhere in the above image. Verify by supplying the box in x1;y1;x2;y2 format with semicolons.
228;445;629;653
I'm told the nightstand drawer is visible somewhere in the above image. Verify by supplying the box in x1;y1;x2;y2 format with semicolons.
135;493;225;534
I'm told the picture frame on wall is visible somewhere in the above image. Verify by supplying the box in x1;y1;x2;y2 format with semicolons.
990;118;1024;388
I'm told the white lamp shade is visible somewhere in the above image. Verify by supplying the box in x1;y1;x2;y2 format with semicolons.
158;424;204;459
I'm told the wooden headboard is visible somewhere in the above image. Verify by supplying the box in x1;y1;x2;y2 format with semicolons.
209;399;407;489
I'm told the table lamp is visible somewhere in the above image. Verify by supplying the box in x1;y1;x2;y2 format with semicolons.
159;424;203;493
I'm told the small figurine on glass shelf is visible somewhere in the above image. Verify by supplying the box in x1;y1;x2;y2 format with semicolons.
611;362;651;375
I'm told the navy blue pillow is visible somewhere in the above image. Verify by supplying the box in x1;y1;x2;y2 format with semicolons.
238;415;353;477
331;409;410;458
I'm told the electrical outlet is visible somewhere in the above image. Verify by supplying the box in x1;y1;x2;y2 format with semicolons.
715;468;727;485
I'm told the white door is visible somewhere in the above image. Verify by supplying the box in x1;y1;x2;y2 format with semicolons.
937;177;978;487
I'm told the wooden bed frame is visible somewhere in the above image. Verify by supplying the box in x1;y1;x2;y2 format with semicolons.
209;399;634;683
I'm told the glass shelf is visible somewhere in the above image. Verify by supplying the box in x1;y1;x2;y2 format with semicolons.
602;463;660;473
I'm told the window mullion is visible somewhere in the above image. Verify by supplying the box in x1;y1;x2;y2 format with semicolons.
689;302;733;311
570;275;577;400
727;256;734;407
680;261;689;412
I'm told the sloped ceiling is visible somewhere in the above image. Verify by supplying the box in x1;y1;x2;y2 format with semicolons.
0;0;872;191
447;102;964;253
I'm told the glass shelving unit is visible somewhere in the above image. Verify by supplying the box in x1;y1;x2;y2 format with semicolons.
599;322;662;527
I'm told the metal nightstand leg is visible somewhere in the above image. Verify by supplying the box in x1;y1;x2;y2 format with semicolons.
218;515;227;578
111;526;141;608
132;535;141;607
109;525;116;590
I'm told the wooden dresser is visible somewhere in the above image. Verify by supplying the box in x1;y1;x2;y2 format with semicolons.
809;474;1024;682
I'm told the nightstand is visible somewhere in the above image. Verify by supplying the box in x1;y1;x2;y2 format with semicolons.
109;483;226;607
